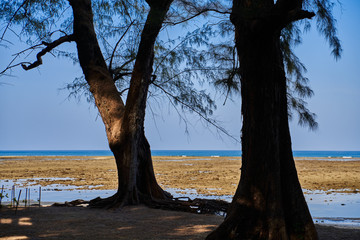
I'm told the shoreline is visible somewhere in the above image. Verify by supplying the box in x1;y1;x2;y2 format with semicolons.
1;156;360;239
1;155;360;194
1;155;359;217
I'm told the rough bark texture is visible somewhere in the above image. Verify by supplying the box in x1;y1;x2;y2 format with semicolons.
108;0;175;206
207;1;318;239
68;0;172;208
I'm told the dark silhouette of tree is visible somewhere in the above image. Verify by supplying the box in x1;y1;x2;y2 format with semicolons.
207;0;341;239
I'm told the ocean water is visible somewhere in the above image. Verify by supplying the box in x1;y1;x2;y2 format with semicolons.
1;150;360;158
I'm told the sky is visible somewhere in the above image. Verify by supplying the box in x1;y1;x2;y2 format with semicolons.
0;1;359;151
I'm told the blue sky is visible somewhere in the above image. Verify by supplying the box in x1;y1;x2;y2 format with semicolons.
0;1;359;151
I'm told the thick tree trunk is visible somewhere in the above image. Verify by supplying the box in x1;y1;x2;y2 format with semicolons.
109;0;174;206
69;0;171;208
207;2;318;239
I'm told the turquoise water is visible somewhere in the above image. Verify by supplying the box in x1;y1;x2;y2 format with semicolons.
1;150;360;157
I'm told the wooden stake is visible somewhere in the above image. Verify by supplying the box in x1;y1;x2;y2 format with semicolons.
0;185;4;206
15;189;21;214
39;186;41;207
25;188;28;208
29;188;31;208
11;185;15;208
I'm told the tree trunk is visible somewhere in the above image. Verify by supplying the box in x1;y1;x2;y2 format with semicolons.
69;0;172;208
207;2;318;239
109;0;174;206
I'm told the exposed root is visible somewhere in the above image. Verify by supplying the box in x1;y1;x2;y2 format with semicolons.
88;193;229;215
55;194;229;216
52;199;89;207
88;193;123;209
149;197;229;215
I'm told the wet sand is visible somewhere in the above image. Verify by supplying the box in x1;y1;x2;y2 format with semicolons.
1;156;360;239
1;156;360;195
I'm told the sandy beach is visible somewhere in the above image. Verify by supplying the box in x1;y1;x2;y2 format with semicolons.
1;205;359;240
1;156;360;239
1;156;360;195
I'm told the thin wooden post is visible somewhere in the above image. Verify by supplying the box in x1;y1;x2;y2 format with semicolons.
29;188;31;208
25;188;28;208
39;187;41;207
0;185;4;206
11;185;15;208
15;190;21;214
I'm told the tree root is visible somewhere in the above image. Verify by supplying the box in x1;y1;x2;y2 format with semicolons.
88;193;124;209
56;194;229;216
149;197;229;215
52;199;90;207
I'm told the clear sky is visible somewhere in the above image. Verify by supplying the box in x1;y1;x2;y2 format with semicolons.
0;1;359;151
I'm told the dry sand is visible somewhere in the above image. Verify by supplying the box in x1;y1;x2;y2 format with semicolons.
1;156;360;239
0;205;359;240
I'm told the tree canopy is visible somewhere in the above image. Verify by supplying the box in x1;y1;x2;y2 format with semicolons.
0;0;341;133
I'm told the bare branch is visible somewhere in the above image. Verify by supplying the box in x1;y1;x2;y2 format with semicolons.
112;57;136;81
164;8;230;26
1;62;30;75
21;34;75;70
109;20;135;71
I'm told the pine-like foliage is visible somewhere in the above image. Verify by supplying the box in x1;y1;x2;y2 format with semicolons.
0;0;342;133
0;0;219;132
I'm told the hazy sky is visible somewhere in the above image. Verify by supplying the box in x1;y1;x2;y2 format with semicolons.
0;2;359;151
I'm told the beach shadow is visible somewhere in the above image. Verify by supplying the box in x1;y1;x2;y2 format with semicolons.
0;205;222;239
1;205;360;239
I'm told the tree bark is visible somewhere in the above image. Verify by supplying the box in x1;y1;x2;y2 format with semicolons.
109;0;174;206
207;1;318;239
68;0;172;207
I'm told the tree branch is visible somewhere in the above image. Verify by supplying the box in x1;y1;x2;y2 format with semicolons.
113;71;133;82
109;20;135;72
285;9;315;23
273;0;315;28
164;8;230;26
0;0;30;42
21;34;75;70
152;82;240;143
275;0;303;13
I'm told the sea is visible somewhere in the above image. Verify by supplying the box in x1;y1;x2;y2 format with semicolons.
0;150;360;158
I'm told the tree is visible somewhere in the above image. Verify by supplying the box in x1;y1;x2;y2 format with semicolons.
207;0;341;239
71;0;176;207
0;0;226;209
0;0;175;207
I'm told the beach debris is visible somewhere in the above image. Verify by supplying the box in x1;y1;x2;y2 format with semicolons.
52;199;89;207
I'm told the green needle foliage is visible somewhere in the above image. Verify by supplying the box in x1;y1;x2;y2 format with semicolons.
0;0;342;134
